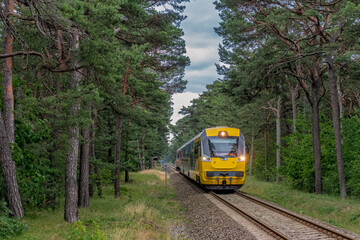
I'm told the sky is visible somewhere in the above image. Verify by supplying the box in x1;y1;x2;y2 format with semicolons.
170;0;222;125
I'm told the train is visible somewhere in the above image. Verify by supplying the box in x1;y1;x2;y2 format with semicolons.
176;126;246;190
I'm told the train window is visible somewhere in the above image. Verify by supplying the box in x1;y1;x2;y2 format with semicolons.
208;137;239;157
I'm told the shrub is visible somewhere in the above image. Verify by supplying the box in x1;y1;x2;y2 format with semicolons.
0;202;28;239
68;220;108;240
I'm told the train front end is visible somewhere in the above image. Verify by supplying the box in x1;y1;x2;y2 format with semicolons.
199;127;246;191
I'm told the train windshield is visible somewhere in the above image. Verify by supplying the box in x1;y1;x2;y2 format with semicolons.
207;137;238;157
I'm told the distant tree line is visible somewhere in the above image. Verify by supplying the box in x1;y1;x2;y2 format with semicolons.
169;0;360;199
0;0;189;223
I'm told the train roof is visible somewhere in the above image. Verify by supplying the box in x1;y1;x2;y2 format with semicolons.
176;130;204;152
176;126;240;152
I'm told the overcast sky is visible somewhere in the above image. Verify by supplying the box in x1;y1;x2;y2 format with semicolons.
171;0;222;125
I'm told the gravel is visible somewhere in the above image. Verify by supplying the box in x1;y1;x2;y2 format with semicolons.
169;170;256;240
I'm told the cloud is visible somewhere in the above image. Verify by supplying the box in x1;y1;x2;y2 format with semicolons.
171;92;200;125
180;0;221;94
170;0;221;129
186;47;219;67
184;35;220;48
186;65;216;78
184;65;220;92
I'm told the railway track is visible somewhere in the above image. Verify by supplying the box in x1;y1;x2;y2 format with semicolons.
166;164;205;194
166;164;358;239
217;191;358;240
167;165;288;239
210;191;289;239
233;191;357;240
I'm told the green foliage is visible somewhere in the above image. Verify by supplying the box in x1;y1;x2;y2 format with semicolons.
0;202;28;239
68;220;108;240
210;0;360;199
281;112;360;196
0;0;189;215
342;112;360;196
281;113;316;192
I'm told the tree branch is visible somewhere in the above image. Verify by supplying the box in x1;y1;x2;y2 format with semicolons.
0;51;45;60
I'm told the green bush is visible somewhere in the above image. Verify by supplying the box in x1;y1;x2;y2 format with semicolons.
0;202;28;239
68;220;108;240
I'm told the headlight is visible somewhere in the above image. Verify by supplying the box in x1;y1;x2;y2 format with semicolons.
202;156;211;162
238;155;246;162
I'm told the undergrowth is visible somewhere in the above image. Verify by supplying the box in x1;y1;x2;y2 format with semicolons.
11;170;180;240
0;202;28;239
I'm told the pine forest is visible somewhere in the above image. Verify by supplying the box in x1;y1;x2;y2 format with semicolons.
1;0;360;239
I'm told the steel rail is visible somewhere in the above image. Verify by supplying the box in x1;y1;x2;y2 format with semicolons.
166;164;204;193
210;191;290;240
235;191;356;240
169;165;288;239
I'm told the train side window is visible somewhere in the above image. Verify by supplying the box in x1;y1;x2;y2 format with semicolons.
194;142;200;155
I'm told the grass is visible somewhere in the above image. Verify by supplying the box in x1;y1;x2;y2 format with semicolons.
241;176;360;235
11;171;360;239
11;170;181;240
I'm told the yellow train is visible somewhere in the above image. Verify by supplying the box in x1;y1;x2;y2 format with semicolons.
176;126;246;190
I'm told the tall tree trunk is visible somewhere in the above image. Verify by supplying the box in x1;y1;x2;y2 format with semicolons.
141;133;146;170
64;33;81;223
336;76;344;119
125;171;129;183
290;84;299;133
113;67;130;197
0;0;23;217
310;89;322;194
0;112;24;218
295;61;323;194
249;126;254;176
65;123;80;223
114;115;123;198
149;157;153;169
269;97;282;182
79;127;90;207
94;165;102;197
291;91;297;133
125;139;130;183
137;139;141;170
326;55;347;199
46;136;58;206
264;110;271;182
270;97;282;182
286;76;298;133
2;0;15;144
89;109;102;197
137;137;146;171
276;98;281;183
264;129;268;182
89;163;94;197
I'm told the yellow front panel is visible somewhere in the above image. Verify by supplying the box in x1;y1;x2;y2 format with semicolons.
199;161;246;185
206;127;240;137
211;157;237;169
